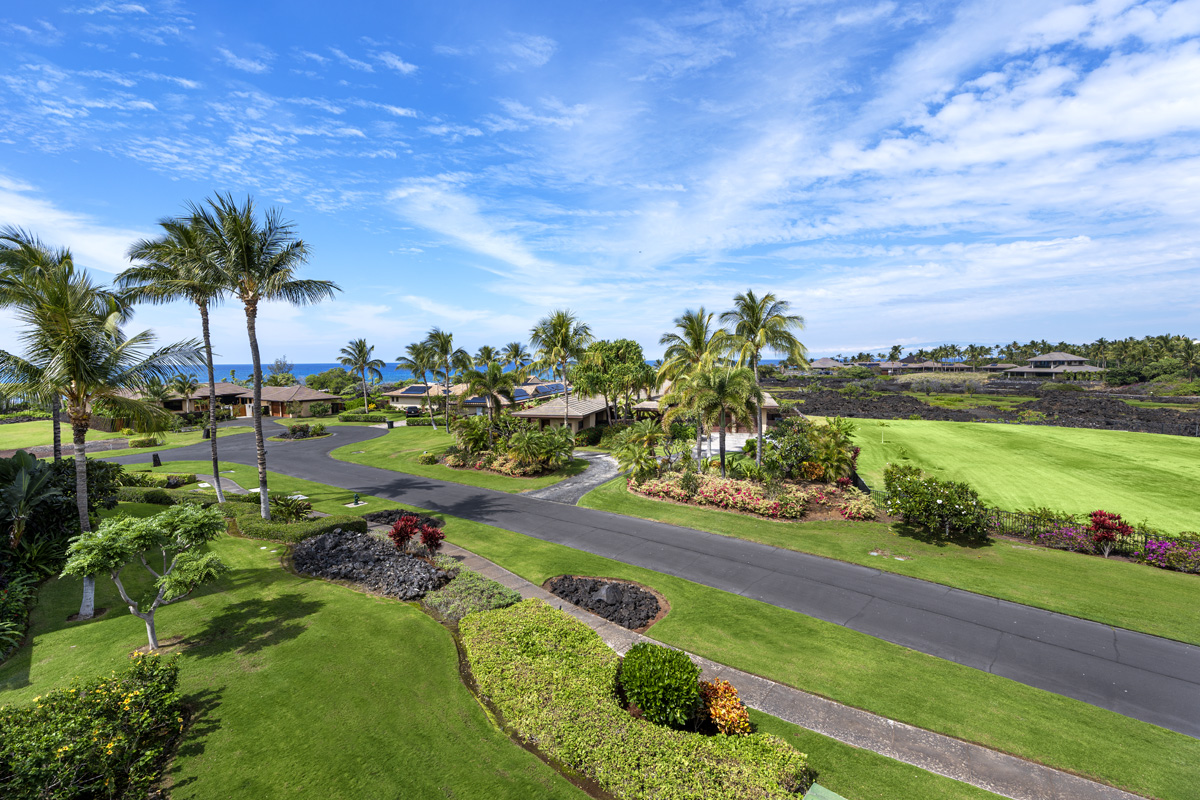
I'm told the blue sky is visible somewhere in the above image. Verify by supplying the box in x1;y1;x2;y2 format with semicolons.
1;0;1198;362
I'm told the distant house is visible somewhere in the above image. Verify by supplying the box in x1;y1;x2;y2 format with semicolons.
632;384;784;434
876;360;907;375
807;357;845;371
511;394;613;433
256;385;345;417
120;382;254;416
1004;352;1105;380
981;363;1019;372
461;381;566;415
387;379;566;415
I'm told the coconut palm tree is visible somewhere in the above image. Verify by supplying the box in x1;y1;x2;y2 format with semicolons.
396;341;439;429
474;345;500;368
720;291;807;466
502;342;531;375
657;308;729;460
338;339;385;410
530;310;593;431
169;374;200;406
0;263;200;618
190;193;339;520
141;377;172;407
120;216;230;501
424;328;471;428
662;367;762;478
459;362;517;445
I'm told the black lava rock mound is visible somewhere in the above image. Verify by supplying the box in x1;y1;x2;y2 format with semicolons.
548;575;660;630
361;509;445;528
293;530;449;600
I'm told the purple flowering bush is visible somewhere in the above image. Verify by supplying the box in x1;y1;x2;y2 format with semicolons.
1035;526;1097;554
1139;537;1200;574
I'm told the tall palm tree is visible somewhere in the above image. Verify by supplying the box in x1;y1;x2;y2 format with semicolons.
459;362;517;444
657;308;729;460
0;228;83;462
338;339;385;410
502;341;531;375
0;263;200;618
191;193;339;520
474;345;499;368
424;328;471;429
120;216;229;501
396;341;439;429
720;291;807;466
169;374;200;407
141;377;171;407
530;310;593;431
662;367;762;478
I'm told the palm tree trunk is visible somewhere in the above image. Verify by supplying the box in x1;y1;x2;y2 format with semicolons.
199;302;226;503
753;354;763;467
424;375;437;430
72;416;96;619
51;394;62;462
562;360;570;424
362;369;368;410
719;410;727;478
245;303;271;520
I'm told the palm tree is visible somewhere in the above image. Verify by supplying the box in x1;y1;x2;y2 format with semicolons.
424;328;471;429
396;341;439;429
657;308;729;460
338;339;385;410
720;291;807;466
169;374;200;406
191;193;339;520
530;310;593;432
474;345;499;368
459;362;517;445
502;342;531;375
0;263;200;619
120;216;230;501
141;377;171;407
662;367;762;478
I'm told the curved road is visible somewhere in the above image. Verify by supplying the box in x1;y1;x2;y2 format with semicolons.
108;424;1200;738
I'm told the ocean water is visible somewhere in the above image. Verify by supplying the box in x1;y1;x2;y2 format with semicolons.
212;363;415;383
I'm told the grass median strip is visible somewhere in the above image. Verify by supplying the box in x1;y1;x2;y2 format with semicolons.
85;425;255;459
578;477;1200;646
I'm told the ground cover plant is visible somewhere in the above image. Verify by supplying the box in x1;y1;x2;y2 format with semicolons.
423;568;521;622
0;421;123;452
0;535;588;800
462;599;814;799
580;477;1200;645
435;507;1200;800
851;418;1200;533
328;426;589;493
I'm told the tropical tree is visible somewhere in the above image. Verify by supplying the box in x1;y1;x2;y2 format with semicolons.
396;341;439;429
656;308;730;460
530;310;594;432
190;193;339;520
424;328;472;427
120;216;229;501
141;377;171;407
474;345;499;368
338;338;385;410
887;344;903;362
458;362;517;444
502;341;531;375
662;367;762;478
720;291;807;466
169;374;200;404
0;263;200;618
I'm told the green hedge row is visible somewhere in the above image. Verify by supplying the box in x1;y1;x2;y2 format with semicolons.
461;599;812;799
401;416;450;427
337;413;388;422
221;502;368;543
120;471;197;489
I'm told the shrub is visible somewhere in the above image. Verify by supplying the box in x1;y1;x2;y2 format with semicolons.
120;472;196;490
1035;525;1097;554
118;427;134;436
1139;538;1200;574
0;653;184;799
1087;509;1134;558
270;494;312;523
309;401;332;417
837;491;877;521
287;423;311;439
388;514;420;552
419;524;446;556
128;436;160;448
0;569;37;658
416;451;438;465
135;487;174;506
700;680;752;736
403;416;450;427
337;413;387;423
575;426;603;446
883;464;989;540
222;504;367;543
310;423;326;437
461;600;812;799
619;642;703;728
424;569;521;621
630;474;810;520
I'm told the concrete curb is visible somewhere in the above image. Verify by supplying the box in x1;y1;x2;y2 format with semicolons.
434;537;1144;800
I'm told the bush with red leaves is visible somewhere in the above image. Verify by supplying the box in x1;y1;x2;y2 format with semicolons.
388;515;421;552
420;524;446;556
1088;509;1134;558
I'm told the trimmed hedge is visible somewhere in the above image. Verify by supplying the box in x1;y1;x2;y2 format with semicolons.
128;436;160;448
120;472;197;489
337;413;388;423
461;599;812;799
619;642;703;727
221;503;368;543
402;416;450;427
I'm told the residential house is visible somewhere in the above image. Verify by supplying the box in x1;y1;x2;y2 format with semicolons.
1003;352;1105;380
256;385;345;417
511;394;613;433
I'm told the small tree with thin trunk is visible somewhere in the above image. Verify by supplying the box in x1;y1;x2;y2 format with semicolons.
338;338;385;410
62;504;227;650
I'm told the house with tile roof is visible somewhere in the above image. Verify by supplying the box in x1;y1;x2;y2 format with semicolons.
1003;352;1105;379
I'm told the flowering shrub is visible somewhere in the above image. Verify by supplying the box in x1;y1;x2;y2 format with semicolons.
883;464;988;541
1035;525;1097;554
837;491;877;521
800;461;824;481
700;679;752;735
0;653;183;799
1088;510;1134;558
631;475;810;520
1139;538;1200;574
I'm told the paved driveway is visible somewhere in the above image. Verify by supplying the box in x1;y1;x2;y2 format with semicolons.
107;425;1200;738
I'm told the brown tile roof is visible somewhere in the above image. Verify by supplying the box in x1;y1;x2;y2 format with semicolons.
1030;351;1088;362
257;385;342;403
512;394;611;420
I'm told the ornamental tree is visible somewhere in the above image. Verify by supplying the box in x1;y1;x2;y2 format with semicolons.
1087;509;1134;558
61;504;227;650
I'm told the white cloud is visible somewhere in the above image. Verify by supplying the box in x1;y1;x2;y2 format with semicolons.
375;51;418;74
498;33;557;70
218;47;272;74
68;3;149;14
329;47;374;72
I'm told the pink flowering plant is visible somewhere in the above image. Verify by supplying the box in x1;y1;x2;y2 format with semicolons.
1035;525;1097;554
630;475;811;520
1139;538;1200;574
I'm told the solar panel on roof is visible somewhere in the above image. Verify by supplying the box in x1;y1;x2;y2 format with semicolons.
401;385;427;394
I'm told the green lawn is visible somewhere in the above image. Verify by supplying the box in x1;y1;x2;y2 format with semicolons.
1124;399;1200;411
850;418;1200;533
0;536;587;799
273;412;406;429
86;425;255;459
433;509;1200;800
0;420;122;451
329;426;591;493
578;478;1200;645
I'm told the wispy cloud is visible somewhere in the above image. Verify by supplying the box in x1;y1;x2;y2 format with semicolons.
375;51;418;74
67;3;149;14
329;47;374;72
497;32;557;70
218;46;272;74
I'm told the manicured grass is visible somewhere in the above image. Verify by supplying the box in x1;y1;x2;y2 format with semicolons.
430;510;1200;800
905;392;1036;411
851;418;1200;533
86;425;255;459
0;420;122;450
329;426;591;493
578;478;1200;645
272;412;405;428
0;536;587;799
1124;399;1200;411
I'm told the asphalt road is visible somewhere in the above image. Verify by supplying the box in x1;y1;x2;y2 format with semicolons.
108;424;1200;738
